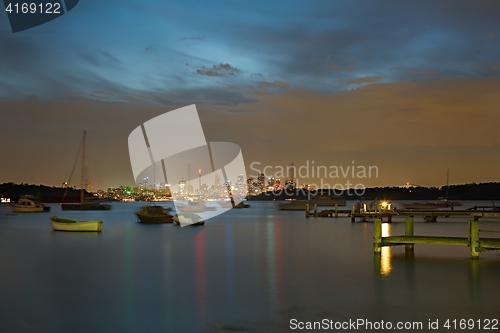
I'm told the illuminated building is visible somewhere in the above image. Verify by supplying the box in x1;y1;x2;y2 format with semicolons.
236;173;246;194
286;162;295;190
179;178;186;193
267;177;275;191
247;177;254;193
257;173;265;192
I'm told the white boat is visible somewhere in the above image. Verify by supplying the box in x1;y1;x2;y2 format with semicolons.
50;214;102;232
12;196;51;213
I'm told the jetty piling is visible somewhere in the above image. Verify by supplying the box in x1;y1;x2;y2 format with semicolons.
405;216;414;253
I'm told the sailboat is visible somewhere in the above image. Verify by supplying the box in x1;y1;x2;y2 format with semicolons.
61;130;112;211
403;169;462;209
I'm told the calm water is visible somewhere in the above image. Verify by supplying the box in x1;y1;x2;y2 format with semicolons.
0;201;499;332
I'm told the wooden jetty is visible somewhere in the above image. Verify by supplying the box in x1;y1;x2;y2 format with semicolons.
373;213;500;259
305;203;478;223
304;204;351;218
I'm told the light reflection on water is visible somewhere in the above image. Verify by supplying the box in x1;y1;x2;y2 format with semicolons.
380;223;392;276
0;201;499;332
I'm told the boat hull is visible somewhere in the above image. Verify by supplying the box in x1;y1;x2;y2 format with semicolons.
12;206;50;213
136;213;173;224
50;216;102;232
173;213;205;227
135;205;173;224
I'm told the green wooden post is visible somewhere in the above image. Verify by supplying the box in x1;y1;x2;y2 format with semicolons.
405;216;414;253
314;204;318;217
374;218;382;254
470;220;480;259
334;204;338;217
305;204;309;218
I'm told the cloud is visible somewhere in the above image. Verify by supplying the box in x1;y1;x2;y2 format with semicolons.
196;63;241;77
179;36;205;41
491;63;500;70
346;76;382;85
256;81;289;89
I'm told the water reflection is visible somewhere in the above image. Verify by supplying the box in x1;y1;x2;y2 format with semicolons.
224;223;235;315
265;217;285;312
124;224;135;330
266;221;277;311
379;223;392;276
195;232;207;323
469;259;480;304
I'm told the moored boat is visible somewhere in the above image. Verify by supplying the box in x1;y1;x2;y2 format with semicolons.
402;201;462;210
50;214;102;232
136;205;173;223
278;196;346;210
176;201;215;212
61;201;112;211
61;130;113;211
172;213;205;227
12;196;51;213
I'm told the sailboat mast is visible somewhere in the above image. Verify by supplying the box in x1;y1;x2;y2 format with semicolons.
445;169;449;200
80;130;87;204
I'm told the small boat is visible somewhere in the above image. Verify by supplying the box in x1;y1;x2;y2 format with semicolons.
172;213;205;227
135;205;173;223
12;196;51;213
278;196;346;210
50;214;102;232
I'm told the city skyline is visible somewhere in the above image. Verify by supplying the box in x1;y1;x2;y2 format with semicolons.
2;1;500;190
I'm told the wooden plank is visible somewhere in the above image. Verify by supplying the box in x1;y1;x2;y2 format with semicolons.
382;235;470;246
398;211;472;216
479;240;500;249
472;212;500;218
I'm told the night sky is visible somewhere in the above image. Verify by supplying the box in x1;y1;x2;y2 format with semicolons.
1;0;500;190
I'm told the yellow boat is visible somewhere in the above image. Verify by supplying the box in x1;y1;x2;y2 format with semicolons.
50;214;103;232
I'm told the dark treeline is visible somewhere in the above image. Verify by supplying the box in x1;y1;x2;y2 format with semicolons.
2;181;500;202
0;182;93;203
247;182;500;201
